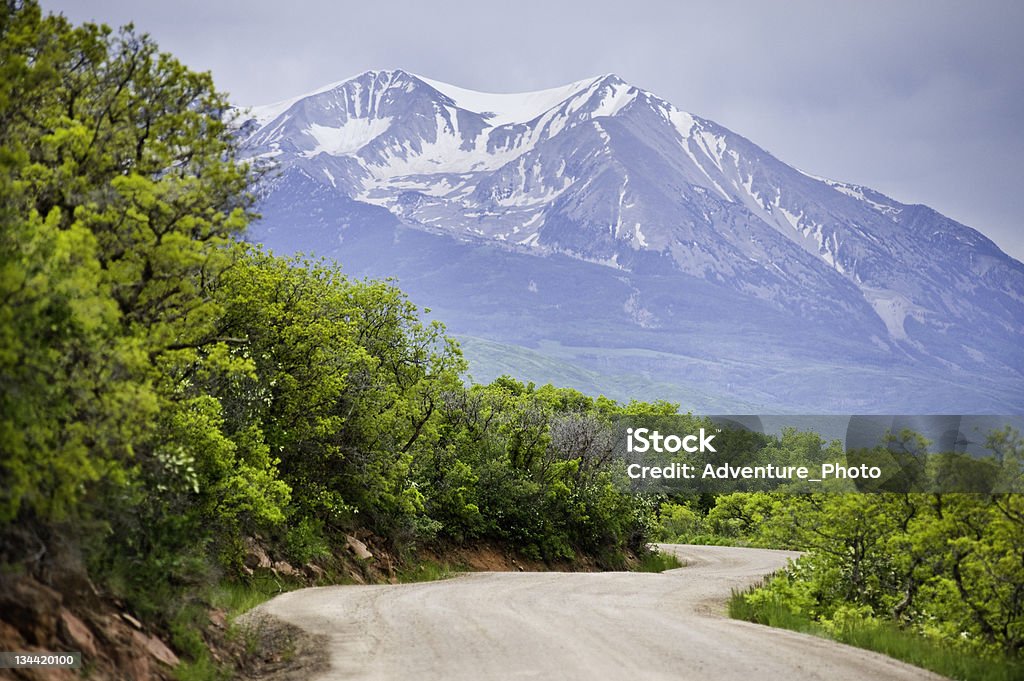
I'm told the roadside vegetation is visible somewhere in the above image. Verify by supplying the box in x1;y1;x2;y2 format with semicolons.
659;484;1024;679
653;427;1023;679
634;550;683;573
729;581;1023;681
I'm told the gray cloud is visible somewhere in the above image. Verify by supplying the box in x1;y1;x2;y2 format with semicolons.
44;0;1024;260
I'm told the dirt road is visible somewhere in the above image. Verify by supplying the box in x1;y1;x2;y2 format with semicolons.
249;544;945;680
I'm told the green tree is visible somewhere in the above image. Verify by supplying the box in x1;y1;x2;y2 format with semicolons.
0;2;299;600
1;2;255;528
211;250;465;542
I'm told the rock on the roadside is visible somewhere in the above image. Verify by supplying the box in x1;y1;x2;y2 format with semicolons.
345;535;373;561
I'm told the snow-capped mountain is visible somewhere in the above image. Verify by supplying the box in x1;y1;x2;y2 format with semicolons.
237;69;1024;412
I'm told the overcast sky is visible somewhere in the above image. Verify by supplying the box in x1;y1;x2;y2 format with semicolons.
45;0;1024;261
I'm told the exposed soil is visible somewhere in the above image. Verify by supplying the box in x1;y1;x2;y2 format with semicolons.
416;540;606;573
0;572;177;681
235;612;330;681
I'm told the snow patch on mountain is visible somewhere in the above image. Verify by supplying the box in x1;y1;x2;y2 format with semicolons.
306;119;393;156
414;73;604;126
862;288;927;341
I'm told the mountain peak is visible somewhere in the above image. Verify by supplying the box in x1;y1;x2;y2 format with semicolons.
243;70;629;130
592;72;626;85
242;69;418;126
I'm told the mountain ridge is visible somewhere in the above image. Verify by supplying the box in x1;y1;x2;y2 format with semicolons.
235;69;1024;412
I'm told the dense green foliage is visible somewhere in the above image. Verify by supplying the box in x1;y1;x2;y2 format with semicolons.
655;428;1024;662
729;586;1023;681
770;493;1024;659
667;486;1024;667
0;0;657;630
0;0;252;528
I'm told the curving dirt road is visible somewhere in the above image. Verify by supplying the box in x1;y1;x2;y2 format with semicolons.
249;544;946;680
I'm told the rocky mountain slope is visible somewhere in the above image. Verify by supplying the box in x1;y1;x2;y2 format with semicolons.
235;69;1024;412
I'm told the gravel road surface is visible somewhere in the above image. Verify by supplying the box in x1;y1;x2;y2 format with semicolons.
250;544;946;680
